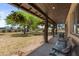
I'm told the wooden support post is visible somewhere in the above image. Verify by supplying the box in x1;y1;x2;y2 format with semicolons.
56;24;57;34
52;25;54;37
53;25;55;36
44;18;48;43
53;24;57;35
54;25;55;36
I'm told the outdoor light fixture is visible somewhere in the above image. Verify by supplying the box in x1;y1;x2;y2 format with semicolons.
52;6;55;10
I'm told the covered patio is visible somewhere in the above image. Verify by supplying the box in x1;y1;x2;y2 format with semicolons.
9;3;79;56
11;3;71;43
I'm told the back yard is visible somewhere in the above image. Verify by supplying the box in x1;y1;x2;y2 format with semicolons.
0;32;52;56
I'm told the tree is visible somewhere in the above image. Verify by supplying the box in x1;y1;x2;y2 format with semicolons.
6;10;43;34
6;11;27;34
28;15;43;31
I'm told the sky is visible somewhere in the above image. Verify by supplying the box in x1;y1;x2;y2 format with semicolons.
0;3;18;27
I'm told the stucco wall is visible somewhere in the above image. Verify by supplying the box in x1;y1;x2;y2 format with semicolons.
66;3;79;42
65;3;79;44
65;4;79;55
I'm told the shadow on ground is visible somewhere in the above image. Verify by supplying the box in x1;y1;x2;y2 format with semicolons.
0;33;5;36
11;33;31;37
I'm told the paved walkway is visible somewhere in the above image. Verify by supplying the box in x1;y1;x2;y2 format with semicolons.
28;35;59;56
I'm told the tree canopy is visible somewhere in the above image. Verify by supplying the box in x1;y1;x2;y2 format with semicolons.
6;10;43;31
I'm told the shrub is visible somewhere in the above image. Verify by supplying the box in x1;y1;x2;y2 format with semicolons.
2;29;6;33
7;30;12;32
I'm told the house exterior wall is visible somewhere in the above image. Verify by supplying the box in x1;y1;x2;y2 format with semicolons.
65;3;79;44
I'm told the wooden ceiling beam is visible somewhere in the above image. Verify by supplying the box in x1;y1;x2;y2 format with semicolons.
28;3;56;25
10;3;55;24
10;3;45;20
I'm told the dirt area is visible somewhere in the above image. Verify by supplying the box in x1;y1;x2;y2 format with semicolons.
0;32;52;56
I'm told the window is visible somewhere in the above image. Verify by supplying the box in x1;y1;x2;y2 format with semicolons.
73;4;79;35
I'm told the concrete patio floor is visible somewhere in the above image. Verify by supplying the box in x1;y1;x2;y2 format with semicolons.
28;35;58;56
28;35;76;56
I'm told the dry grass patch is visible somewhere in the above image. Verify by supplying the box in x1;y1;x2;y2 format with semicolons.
0;32;44;56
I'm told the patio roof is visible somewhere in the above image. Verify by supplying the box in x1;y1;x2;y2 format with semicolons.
29;3;71;24
11;3;71;24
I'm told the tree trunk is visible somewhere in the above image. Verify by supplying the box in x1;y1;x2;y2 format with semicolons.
23;25;26;34
27;25;29;32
